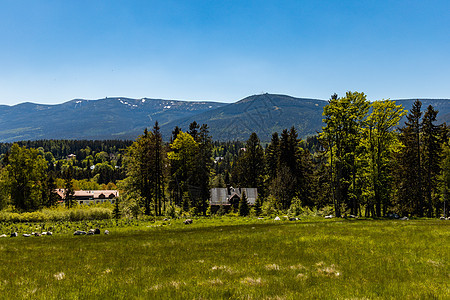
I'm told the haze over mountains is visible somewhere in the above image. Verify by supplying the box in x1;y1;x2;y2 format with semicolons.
0;94;449;143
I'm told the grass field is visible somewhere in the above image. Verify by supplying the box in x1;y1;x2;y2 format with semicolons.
0;217;449;299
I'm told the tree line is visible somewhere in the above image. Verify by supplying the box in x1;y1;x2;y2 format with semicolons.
0;91;448;218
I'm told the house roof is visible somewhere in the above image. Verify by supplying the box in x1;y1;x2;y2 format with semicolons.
55;189;119;199
210;187;257;205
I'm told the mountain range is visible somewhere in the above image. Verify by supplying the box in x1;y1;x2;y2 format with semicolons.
0;94;449;143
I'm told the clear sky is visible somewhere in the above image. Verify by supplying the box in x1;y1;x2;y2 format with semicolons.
0;0;449;105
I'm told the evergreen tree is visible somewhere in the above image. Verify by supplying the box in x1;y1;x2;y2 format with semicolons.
43;173;59;207
64;166;75;208
439;136;450;218
152;121;165;216
253;197;262;216
188;121;200;141
239;190;249;216
171;126;181;143
195;124;213;215
266;132;280;182
236;132;265;192
420;105;441;216
394;100;423;216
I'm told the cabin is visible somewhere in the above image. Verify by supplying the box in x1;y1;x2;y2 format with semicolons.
210;187;257;213
55;189;119;205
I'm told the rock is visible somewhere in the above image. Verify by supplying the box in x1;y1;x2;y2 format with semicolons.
104;230;109;235
400;216;409;220
274;216;281;221
23;234;31;237
289;217;299;221
163;218;170;221
257;217;264;220
88;229;95;234
47;232;53;236
73;230;87;235
349;215;357;218
440;216;446;220
94;228;101;234
0;234;7;238
325;215;333;219
184;219;193;225
87;231;94;235
10;232;18;237
388;213;400;219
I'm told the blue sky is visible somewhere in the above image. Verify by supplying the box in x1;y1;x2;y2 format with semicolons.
0;0;449;104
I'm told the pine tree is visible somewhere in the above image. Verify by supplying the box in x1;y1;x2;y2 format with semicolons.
152;121;165;216
196;124;213;215
236;132;265;192
394;100;423;216
266;132;280;182
43;173;59;207
421;105;441;217
239;190;249;216
253;197;262;216
64;166;75;208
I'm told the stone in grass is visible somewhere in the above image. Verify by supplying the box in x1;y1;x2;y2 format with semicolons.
400;217;409;221
94;228;101;234
325;215;333;219
274;216;281;221
104;230;109;235
184;219;193;225
10;232;18;237
87;231;94;235
23;234;31;237
0;234;7;238
73;230;87;235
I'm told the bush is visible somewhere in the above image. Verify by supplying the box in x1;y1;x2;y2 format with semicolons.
262;196;279;217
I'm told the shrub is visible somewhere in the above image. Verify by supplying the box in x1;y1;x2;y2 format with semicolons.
262;196;278;217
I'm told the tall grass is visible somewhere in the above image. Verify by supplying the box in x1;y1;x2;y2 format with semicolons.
0;218;448;299
0;205;113;222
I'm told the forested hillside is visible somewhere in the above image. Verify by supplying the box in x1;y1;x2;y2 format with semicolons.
1;94;449;143
0;97;225;142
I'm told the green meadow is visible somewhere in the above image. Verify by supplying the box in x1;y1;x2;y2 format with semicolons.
0;218;449;299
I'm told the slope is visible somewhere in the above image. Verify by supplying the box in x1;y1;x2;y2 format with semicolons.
0;98;226;142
